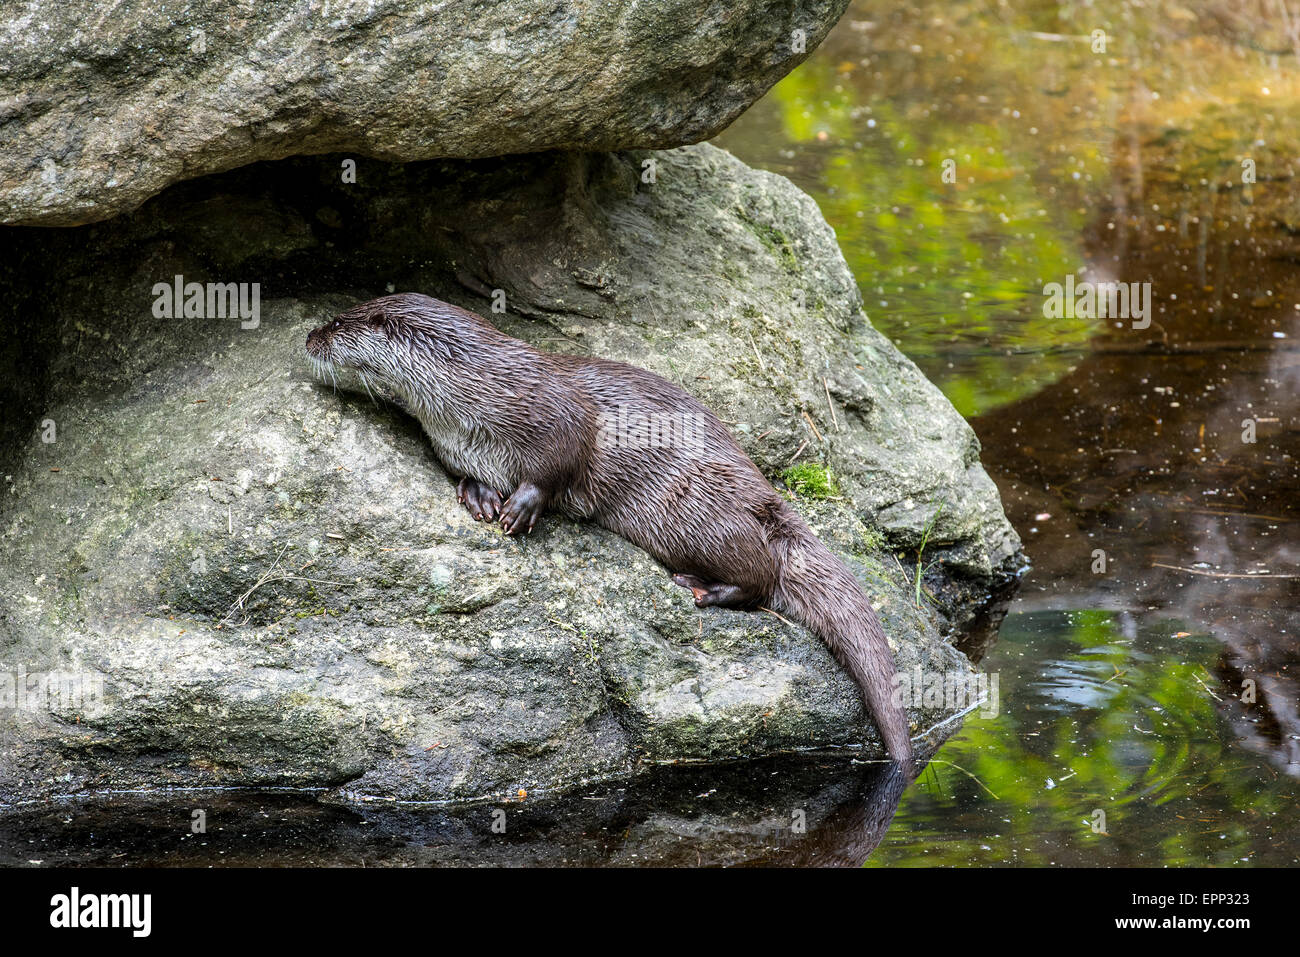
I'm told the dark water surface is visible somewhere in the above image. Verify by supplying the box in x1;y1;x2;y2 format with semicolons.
6;0;1297;867
0;760;915;867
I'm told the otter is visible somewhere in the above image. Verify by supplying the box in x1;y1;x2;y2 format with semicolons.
305;293;913;762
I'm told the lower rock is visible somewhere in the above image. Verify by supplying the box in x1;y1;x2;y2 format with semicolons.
0;144;1018;804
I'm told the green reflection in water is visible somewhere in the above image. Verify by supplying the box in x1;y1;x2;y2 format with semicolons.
869;611;1297;867
714;0;1300;416
769;71;1094;419
716;26;1098;412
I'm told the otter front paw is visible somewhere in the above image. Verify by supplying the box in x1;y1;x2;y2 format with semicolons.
499;482;547;536
457;476;503;522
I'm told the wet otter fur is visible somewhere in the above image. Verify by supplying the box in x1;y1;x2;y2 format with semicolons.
306;293;913;762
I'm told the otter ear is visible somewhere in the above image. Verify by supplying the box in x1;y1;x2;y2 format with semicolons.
367;313;396;336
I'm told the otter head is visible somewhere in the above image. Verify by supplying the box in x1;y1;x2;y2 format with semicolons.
306;293;495;412
305;294;441;399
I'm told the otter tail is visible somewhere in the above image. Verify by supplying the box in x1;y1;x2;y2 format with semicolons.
771;526;913;763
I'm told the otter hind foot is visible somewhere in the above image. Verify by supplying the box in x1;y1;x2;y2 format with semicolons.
671;573;762;610
457;476;503;522
500;481;547;536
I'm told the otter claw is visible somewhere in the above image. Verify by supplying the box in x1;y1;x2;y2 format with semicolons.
500;483;546;536
457;477;503;522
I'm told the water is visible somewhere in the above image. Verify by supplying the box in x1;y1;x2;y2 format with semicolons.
7;0;1297;867
0;761;913;867
714;0;1300;866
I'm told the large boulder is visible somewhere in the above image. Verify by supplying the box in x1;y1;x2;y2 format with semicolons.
0;143;1020;804
0;0;849;226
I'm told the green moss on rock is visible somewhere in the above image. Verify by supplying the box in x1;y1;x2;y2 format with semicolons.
782;462;839;500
